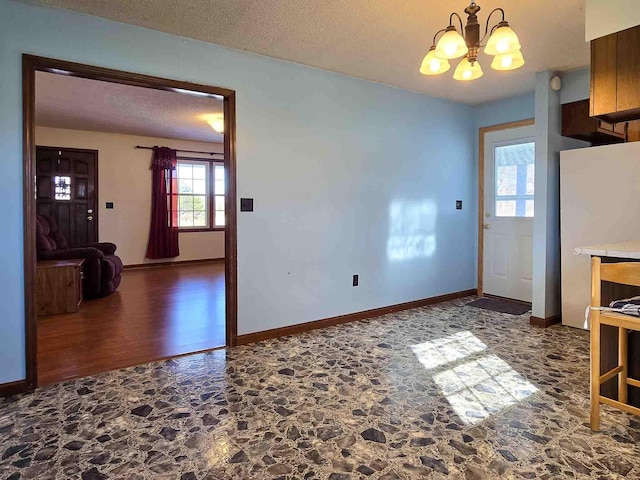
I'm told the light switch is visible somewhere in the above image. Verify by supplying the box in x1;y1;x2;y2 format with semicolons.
240;198;254;212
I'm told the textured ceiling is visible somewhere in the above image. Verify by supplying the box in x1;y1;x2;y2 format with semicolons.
35;72;224;142
33;0;589;104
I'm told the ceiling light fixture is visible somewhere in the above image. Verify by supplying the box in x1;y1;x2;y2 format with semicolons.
420;1;524;81
205;115;224;133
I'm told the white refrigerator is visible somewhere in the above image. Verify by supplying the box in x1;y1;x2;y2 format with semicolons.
560;142;640;329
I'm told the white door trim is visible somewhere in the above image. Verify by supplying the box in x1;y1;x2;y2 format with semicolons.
477;119;534;296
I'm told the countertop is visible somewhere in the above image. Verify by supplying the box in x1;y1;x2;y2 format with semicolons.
574;240;640;259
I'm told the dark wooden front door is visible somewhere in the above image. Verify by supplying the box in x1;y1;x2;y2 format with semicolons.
36;146;98;247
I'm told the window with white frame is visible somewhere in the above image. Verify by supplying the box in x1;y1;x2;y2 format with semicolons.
174;160;225;230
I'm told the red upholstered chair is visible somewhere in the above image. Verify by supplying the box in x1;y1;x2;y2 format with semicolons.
36;215;123;298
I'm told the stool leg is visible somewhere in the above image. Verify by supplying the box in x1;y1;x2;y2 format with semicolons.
590;314;601;431
619;327;628;404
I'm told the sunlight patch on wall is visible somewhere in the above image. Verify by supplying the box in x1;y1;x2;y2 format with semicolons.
412;332;537;425
386;200;437;262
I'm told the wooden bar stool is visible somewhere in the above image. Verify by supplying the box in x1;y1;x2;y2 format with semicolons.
590;257;640;431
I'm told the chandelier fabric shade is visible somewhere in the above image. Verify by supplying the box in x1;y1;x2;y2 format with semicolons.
419;1;524;81
420;46;451;75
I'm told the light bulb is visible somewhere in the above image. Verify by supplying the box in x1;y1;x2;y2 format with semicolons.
212;119;224;133
429;59;441;72
444;43;457;57
463;69;472;79
206;116;224;133
496;40;510;53
501;55;513;68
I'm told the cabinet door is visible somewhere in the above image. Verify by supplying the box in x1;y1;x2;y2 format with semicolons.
590;33;617;117
628;120;640;142
616;26;640;113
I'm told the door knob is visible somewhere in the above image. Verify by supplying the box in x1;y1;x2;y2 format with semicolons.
87;215;94;221
88;209;93;214
485;212;491;218
483;223;490;229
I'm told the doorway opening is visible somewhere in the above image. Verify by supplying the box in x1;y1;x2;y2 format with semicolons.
478;119;534;304
23;55;237;390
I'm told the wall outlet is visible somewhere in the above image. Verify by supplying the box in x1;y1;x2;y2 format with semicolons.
106;202;114;209
353;274;359;286
456;200;462;210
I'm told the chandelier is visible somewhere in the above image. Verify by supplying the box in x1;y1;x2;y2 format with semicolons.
420;1;524;81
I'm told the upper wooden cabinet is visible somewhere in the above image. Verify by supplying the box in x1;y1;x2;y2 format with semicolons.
591;25;640;123
563;100;626;145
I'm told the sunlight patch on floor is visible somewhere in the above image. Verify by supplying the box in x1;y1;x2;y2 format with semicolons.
412;332;537;424
410;330;487;370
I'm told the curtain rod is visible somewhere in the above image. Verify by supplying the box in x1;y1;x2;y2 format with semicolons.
135;145;223;156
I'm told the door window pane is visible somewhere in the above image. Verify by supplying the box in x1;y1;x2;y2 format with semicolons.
525;200;534;217
494;142;535;217
526;163;535;195
496;165;517;196
54;176;71;200
496;200;516;217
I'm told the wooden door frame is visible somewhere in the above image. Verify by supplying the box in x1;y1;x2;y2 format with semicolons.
22;54;238;392
36;145;100;244
477;118;534;296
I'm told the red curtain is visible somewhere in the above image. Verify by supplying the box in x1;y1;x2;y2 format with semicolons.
146;147;180;259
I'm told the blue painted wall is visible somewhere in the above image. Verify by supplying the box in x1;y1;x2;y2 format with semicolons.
0;0;477;384
474;93;536;132
560;68;590;104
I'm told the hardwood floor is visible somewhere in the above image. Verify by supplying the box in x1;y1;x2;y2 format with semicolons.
37;261;225;386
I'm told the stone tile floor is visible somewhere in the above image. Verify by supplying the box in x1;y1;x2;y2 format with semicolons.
2;297;640;479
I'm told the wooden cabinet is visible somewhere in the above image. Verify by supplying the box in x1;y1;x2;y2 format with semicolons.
591;25;640;123
615;27;640;113
36;259;84;316
562;100;626;145
628;120;640;142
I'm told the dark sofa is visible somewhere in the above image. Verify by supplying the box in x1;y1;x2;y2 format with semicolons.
36;215;123;298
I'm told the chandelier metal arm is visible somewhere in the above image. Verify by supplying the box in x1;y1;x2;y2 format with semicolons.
449;12;465;33
480;8;506;44
432;28;448;46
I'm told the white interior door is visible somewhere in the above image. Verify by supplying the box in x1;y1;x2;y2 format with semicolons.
482;126;535;302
